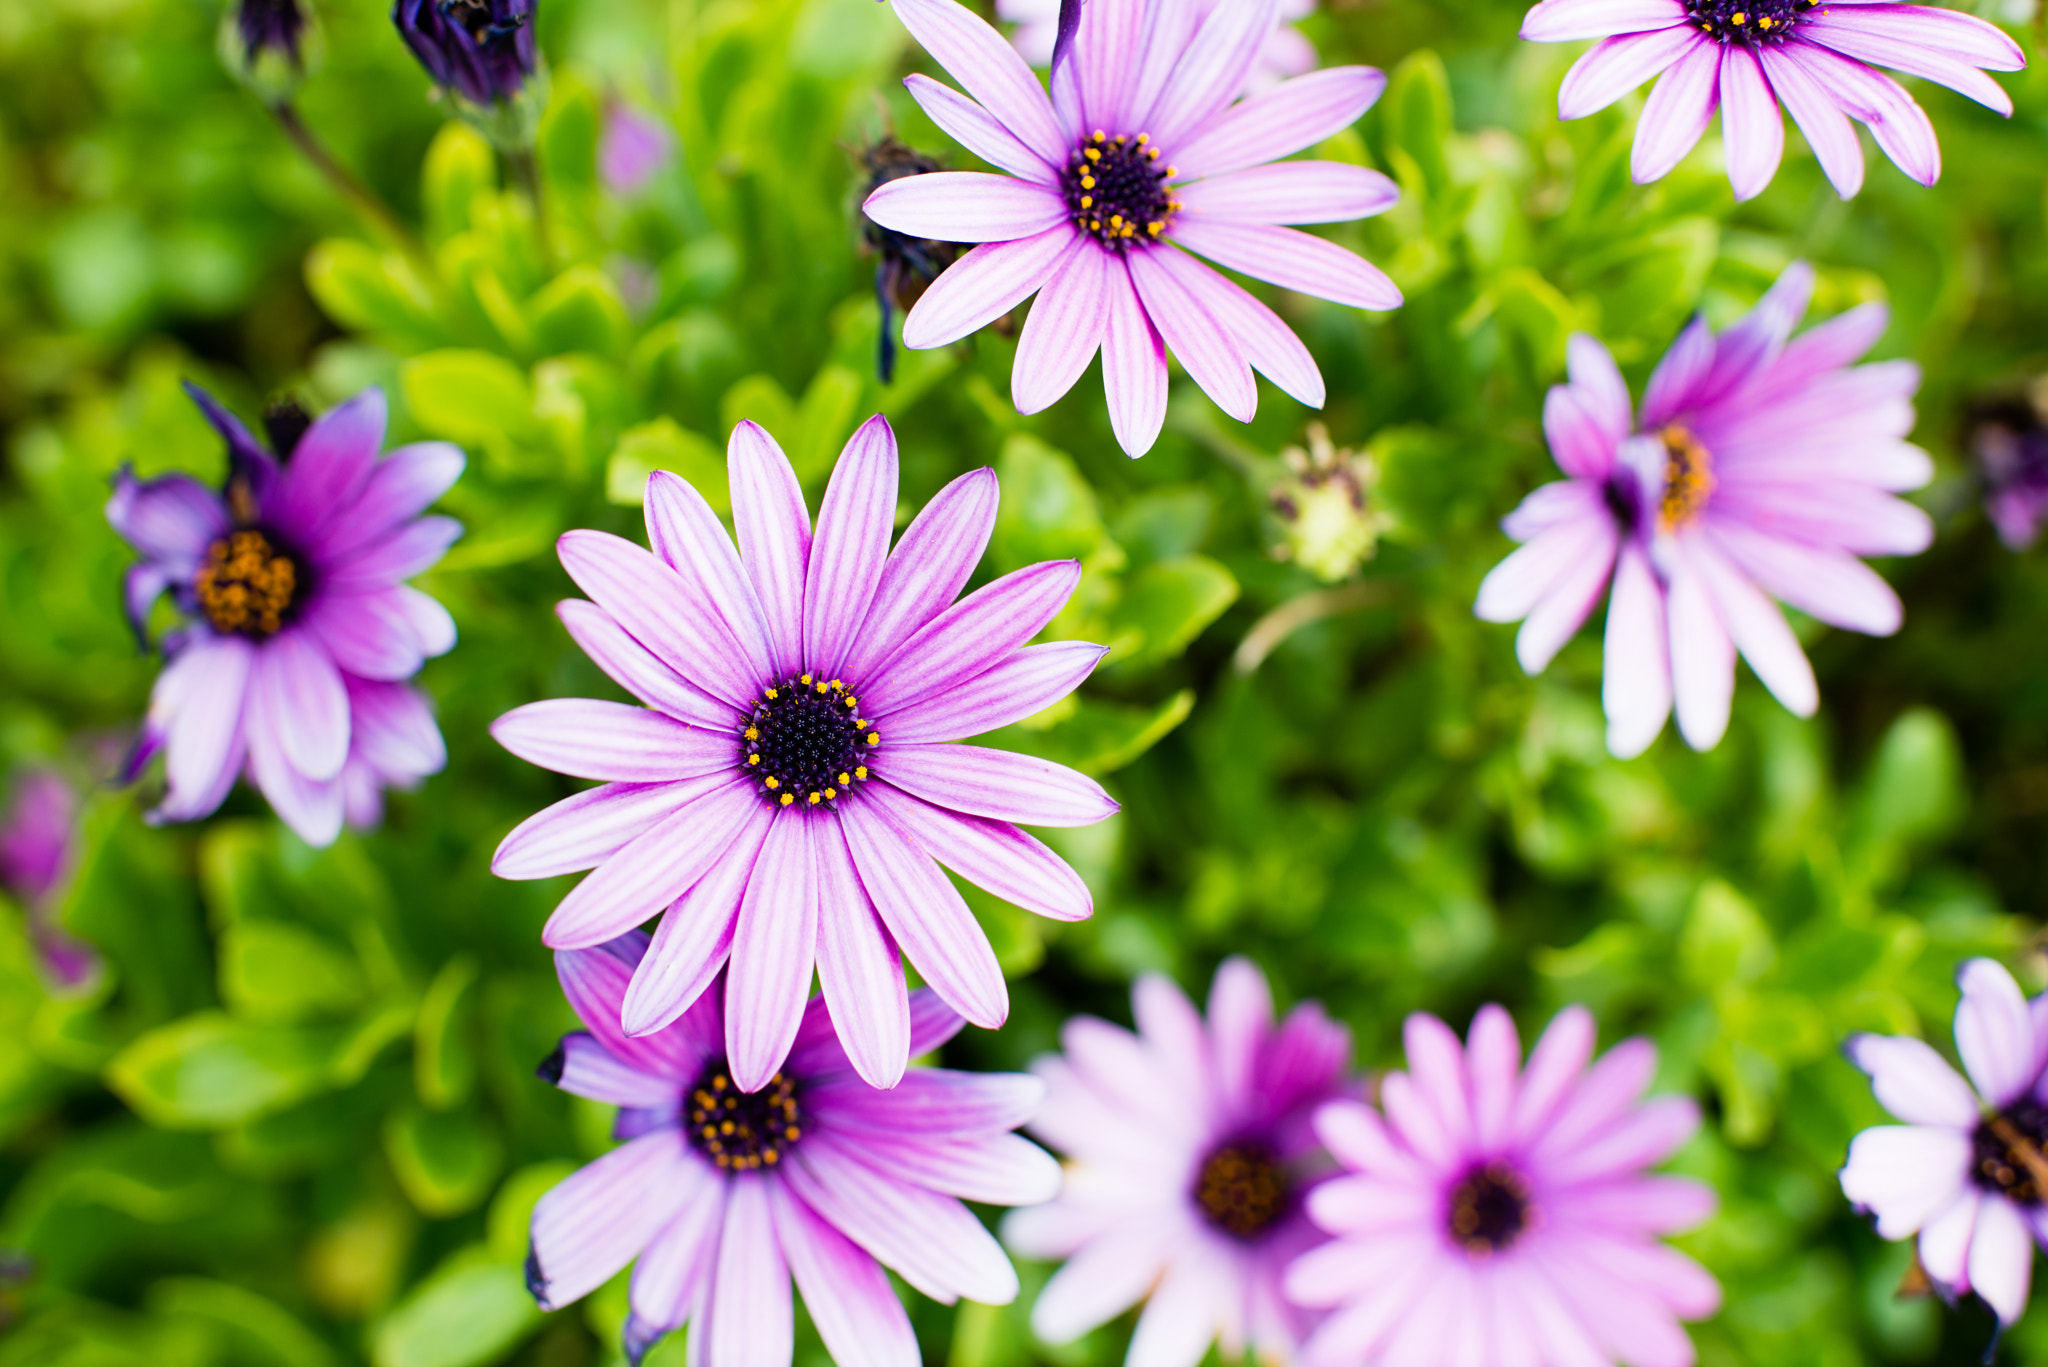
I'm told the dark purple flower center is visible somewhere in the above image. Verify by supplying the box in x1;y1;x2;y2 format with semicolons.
1062;131;1180;252
441;0;527;48
1193;1140;1290;1240
1446;1162;1530;1253
1683;0;1816;45
742;673;876;809
686;1061;802;1171
1657;424;1716;528
1972;1101;2048;1204
196;528;305;638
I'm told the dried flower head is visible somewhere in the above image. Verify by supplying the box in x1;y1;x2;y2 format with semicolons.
1267;423;1388;582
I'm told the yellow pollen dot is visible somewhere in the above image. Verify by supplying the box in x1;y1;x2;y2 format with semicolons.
854;718;867;730
1165;165;1178;176
1092;130;1105;141
1732;9;1745;19
1081;174;1096;189
1758;14;1773;24
844;696;857;708
1079;195;1093;208
764;776;779;789
745;727;758;740
1657;425;1717;528
866;732;880;746
713;1075;727;1088
1137;132;1149;143
808;792;822;805
764;1149;779;1164
1110;213;1123;226
747;754;761;765
1148;221;1162;235
721;1121;735;1135
829;680;842;690
824;787;837;799
786;1126;801;1140
800;673;812;685
816;681;828;693
1146;146;1160;159
838;772;850;785
1090;219;1101;231
779;793;794;806
765;687;778;700
1085;147;1101;162
854;766;867;780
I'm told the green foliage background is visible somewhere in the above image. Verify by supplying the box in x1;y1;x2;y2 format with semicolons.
3;0;2048;1362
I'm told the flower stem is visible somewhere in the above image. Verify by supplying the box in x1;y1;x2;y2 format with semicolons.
270;102;430;273
1233;582;1392;675
505;146;555;275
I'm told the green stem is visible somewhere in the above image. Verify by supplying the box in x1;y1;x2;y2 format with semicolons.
506;146;555;274
271;102;430;273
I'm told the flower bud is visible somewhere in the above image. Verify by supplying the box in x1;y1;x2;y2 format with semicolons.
218;0;323;106
1266;424;1388;581
860;138;960;383
393;0;546;146
1971;386;2048;551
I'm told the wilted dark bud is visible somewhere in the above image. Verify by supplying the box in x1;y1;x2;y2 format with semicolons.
394;0;545;144
1267;424;1388;581
218;0;323;105
1969;386;2048;551
860;138;960;384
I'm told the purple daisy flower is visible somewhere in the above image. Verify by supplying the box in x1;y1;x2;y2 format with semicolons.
108;384;462;847
862;0;1400;457
1840;959;2048;1327
1003;957;1353;1367
1519;0;2024;201
527;932;1059;1367
1288;1006;1720;1367
1475;263;1932;757
490;415;1115;1091
996;0;1319;96
0;768;99;994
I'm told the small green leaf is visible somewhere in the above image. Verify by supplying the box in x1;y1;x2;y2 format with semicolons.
984;691;1194;776
372;1246;541;1367
606;418;728;512
1104;556;1239;669
107;1013;338;1129
147;1278;340;1367
528;267;631;358
720;374;798;444
1854;706;1964;859
792;364;865;486
539;80;600;192
400;349;535;450
992;435;1107;571
421;124;495;242
218;921;366;1024
1679;880;1776;992
414;955;479;1111
306;240;436;337
384;1105;505;1218
1383;51;1452;198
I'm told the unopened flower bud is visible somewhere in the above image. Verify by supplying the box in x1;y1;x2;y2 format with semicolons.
1267;424;1387;581
859;138;960;384
393;0;546;146
219;0;323;106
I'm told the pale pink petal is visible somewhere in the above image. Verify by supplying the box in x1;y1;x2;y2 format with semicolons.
1630;38;1721;184
880;743;1117;826
1151;247;1325;408
1718;46;1785;202
1843;1034;1981;1128
1603;543;1672;760
1702;524;1902;636
866;781;1093;922
492;777;713;880
863;171;1070;243
1557;28;1701;120
814;818;912;1089
1969;1195;2034;1323
1169;218;1401;311
727;421;811;677
1172;67;1389;181
903;74;1058;184
1680;535;1817;718
1101;264;1170;456
491;699;735;782
704;1175;793;1367
1756;44;1865;198
889;0;1068;160
902;226;1080;350
880;641;1107;741
1145;0;1282;148
1918;1189;1980;1292
766;1183;920;1367
644;470;777;681
840;800;1008;1029
1664;553;1735;752
1955;957;2037;1107
805;416;899;680
1839;1125;1974;1239
1178;160;1399;227
843;467;1000;685
541;779;766;949
620;813;763;1037
556;599;736;730
1126;247;1257;422
1012;235;1109;416
1520;0;1688;42
527;1130;695;1310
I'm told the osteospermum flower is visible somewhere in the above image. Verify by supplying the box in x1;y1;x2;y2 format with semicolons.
527;932;1058;1367
863;0;1400;457
996;0;1318;95
1475;263;1932;757
1841;959;2048;1327
394;0;539;109
108;384;461;846
1288;1006;1720;1367
490;416;1114;1091
1519;0;2024;200
1004;958;1352;1367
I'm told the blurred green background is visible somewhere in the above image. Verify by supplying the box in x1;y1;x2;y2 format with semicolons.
4;0;2048;1363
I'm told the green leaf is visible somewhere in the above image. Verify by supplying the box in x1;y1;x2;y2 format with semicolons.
539;80;600;193
414;955;479;1111
218;921;367;1024
107;1014;338;1129
372;1246;541;1367
147;1277;341;1367
1383;51;1452;199
400;349;535;450
384;1104;504;1218
1103;556;1239;669
984;691;1194;776
791;364;865;486
305;240;436;338
1679;880;1776;992
486;1161;578;1261
992;435;1107;571
606;418;729;512
528;267;631;358
1853;706;1964;861
720;373;798;444
421;124;495;242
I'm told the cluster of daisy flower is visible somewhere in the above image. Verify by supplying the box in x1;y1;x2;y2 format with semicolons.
71;0;2048;1361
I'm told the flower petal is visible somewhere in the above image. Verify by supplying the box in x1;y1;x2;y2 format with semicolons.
1152;248;1325;408
321;441;466;560
156;641;253;821
549;1032;674;1107
1146;0;1283;148
1681;535;1817;718
1844;1034;1982;1128
840;800;1008;1029
542;778;765;949
1172;66;1389;180
105;468;227;564
1955;958;2037;1107
863;172;1069;243
1719;46;1785;202
724;815;820;1091
805;417;900;680
879;641;1108;741
1792;41;1940;186
1757;44;1865;198
1704;524;1901;636
347;677;445;781
627;1177;727;1350
253;629;351;782
889;0;1068;162
620;817;764;1038
728;421;812;678
1603;543;1673;760
1521;0;1688;41
1630;38;1721;184
267;388;384;546
704;1175;793;1367
1803;9;2017;113
843;467;999;686
862;560;1082;714
766;1182;920;1367
1181;161;1399;225
1102;266;1170;456
493;777;715;880
557;530;756;710
556;599;737;729
814;819;911;1089
527;1130;696;1311
902;225;1079;350
492;699;736;782
1012;236;1110;417
880;744;1117;827
865;781;1093;922
1125;247;1257;423
1969;1192;2034;1324
644;470;777;683
903;74;1058;184
1168;218;1401;311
